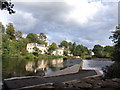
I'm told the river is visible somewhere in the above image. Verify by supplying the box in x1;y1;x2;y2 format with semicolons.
2;58;114;80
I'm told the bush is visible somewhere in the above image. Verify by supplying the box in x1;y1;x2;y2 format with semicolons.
24;53;36;59
104;62;120;79
81;55;92;59
38;54;66;59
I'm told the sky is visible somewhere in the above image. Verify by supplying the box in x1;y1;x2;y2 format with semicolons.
0;0;118;49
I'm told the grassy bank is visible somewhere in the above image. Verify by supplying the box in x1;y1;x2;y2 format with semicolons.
2;53;66;60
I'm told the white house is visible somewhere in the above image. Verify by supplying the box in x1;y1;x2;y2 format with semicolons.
51;48;64;56
26;43;48;54
89;51;95;56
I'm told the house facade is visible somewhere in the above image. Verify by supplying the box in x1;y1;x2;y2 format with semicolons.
51;48;64;56
89;51;95;56
27;43;65;56
26;43;48;54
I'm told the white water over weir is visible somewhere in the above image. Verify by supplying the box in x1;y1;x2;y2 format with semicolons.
82;59;114;74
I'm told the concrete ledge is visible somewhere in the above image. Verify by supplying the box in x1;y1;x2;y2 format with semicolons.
15;83;53;90
44;64;81;78
62;70;103;84
4;76;42;81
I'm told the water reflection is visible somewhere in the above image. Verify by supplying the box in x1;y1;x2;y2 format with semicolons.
4;58;114;80
25;58;64;73
26;61;35;72
37;60;48;71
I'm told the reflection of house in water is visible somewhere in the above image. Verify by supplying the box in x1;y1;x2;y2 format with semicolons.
37;60;48;71
25;61;35;72
51;58;64;68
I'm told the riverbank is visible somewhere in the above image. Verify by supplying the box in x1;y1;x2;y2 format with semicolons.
36;76;120;89
91;58;112;61
2;54;66;60
4;72;120;89
2;70;97;90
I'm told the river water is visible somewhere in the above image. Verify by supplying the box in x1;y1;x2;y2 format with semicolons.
2;58;114;80
82;59;114;74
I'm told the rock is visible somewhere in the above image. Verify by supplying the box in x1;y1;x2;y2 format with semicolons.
85;79;95;84
112;78;120;83
53;82;66;88
67;84;74;88
74;82;93;89
101;80;119;88
41;85;55;88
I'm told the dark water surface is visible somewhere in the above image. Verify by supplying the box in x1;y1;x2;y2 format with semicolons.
2;58;114;80
2;58;81;80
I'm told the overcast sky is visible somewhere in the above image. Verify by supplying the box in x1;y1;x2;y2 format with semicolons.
0;0;118;49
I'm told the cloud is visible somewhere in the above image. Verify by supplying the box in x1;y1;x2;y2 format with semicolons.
0;0;118;48
9;10;38;32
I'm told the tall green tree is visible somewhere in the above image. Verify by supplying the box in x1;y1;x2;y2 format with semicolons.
68;42;73;49
60;40;68;48
26;33;38;43
6;23;15;40
48;42;58;53
0;22;5;34
93;45;104;57
15;31;22;39
74;45;88;56
109;25;120;61
39;33;47;41
70;42;76;56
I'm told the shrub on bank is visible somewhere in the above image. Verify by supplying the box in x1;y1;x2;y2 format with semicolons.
38;54;66;59
24;53;37;59
104;62;120;79
81;55;92;59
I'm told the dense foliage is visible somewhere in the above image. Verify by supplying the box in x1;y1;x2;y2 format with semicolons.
104;25;120;79
1;22;114;59
109;26;120;61
93;45;114;58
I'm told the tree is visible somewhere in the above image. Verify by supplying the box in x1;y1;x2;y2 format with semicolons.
6;23;15;40
74;45;88;56
103;25;120;78
68;42;73;49
93;45;104;57
15;31;22;39
70;42;76;56
0;0;15;14
26;33;39;43
60;40;68;48
109;25;120;61
2;34;10;42
104;46;114;53
104;46;114;58
48;42;58;53
33;47;40;56
75;45;82;56
37;40;46;45
39;33;47;41
0;22;5;33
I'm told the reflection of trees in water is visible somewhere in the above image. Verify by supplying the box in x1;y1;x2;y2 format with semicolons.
4;58;81;79
49;66;57;72
3;58;28;79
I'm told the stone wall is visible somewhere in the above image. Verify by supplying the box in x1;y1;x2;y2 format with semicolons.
40;76;120;89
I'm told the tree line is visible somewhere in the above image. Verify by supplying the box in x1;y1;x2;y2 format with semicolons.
1;22;114;59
